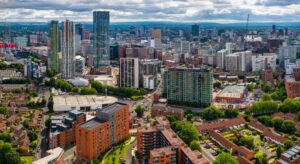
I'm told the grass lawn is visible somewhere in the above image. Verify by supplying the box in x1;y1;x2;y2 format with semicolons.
104;138;132;164
21;156;34;164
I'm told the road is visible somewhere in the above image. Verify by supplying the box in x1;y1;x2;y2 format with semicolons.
126;140;136;164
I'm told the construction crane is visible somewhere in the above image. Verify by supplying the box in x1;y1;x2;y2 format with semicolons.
244;14;250;51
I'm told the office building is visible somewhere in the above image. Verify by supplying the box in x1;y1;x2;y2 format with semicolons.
62;20;75;78
93;11;110;67
74;55;85;75
13;36;28;49
191;24;199;37
75;23;85;40
49;110;86;149
48;20;61;73
163;67;213;107
137;117;209;164
76;102;130;161
119;58;139;88
151;29;162;47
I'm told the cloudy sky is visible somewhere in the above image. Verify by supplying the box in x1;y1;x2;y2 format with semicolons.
0;0;300;23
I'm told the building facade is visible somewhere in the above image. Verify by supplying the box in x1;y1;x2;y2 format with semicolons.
163;67;213;107
93;11;110;67
48;20;61;73
119;58;139;88
191;24;199;37
62;20;75;78
76;102;130;161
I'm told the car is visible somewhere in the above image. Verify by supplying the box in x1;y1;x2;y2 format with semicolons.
204;144;211;149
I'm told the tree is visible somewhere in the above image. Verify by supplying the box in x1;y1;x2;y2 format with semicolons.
281;120;295;134
272;117;284;131
135;105;144;118
80;87;97;95
190;140;201;151
171;121;199;145
297;111;300;121
213;152;238;164
45;118;51;128
202;106;223;121
0;106;7;115
28;131;38;142
5;151;20;164
280;99;300;113
166;115;179;123
261;93;272;101
262;84;271;93
276;145;283;158
0;133;12;143
186;113;193;122
254;152;267;164
0;141;21;164
257;115;272;127
224;109;239;118
48;96;54;113
252;101;278;116
239;136;254;149
214;81;222;89
246;84;254;91
283;140;294;150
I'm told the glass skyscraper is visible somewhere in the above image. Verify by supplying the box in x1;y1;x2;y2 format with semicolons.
62;20;75;78
93;11;110;67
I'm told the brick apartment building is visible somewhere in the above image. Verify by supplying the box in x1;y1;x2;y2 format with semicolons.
50;110;86;149
76;102;130;161
286;68;300;98
137;117;209;164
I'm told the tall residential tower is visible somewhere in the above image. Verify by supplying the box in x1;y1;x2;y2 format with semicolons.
62;20;75;78
48;20;60;73
93;11;110;67
163;67;213;107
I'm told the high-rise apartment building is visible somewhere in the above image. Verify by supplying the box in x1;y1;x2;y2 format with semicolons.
119;58;139;88
163;67;213;107
93;11;110;67
62;20;75;78
48;20;60;73
225;51;252;72
76;102;129;161
191;24;199;37
217;49;228;69
151;29;162;47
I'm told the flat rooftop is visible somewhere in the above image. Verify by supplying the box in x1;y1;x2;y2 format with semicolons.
100;102;127;115
79;118;105;130
53;95;118;106
217;85;245;99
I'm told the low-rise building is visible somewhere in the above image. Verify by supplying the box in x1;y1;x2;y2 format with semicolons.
215;85;245;103
285;69;300;98
151;104;184;120
277;145;300;164
197;117;245;133
33;147;64;164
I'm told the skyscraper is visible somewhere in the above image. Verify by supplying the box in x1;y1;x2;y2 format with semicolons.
48;20;60;73
150;29;161;47
119;58;139;88
191;24;199;37
62;20;75;78
163;67;213;107
93;11;110;67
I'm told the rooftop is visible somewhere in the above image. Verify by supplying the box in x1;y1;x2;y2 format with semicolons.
216;85;245;99
150;146;175;158
33;147;64;164
79;118;105;130
197;117;245;133
53;95;118;106
98;102;127;115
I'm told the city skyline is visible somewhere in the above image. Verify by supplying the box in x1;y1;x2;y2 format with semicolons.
1;0;300;23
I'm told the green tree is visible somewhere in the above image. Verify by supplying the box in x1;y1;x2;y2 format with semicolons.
48;96;54;113
272;117;284;131
254;152;267;164
0;133;12;143
262;84;271;93
276;145;283;158
5;151;21;164
214;81;222;89
280;99;300;113
213;152;238;164
171;121;199;145
281;120;295;134
190;140;201;151
261;93;272;101
283;140;294;150
257;115;272;127
224;109;239;118
0;106;7;115
239;136;254;149
297;111;300;121
28;131;38;142
80;87;97;95
246;84;254;91
166;115;179;123
186;113;193;122
0;141;21;164
202;106;223;121
135;105;144;118
252;101;278;116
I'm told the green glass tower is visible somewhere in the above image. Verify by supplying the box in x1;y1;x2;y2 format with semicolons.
48;20;60;73
93;11;110;67
163;67;213;107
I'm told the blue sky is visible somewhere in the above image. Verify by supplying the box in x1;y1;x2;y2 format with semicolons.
0;0;300;23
